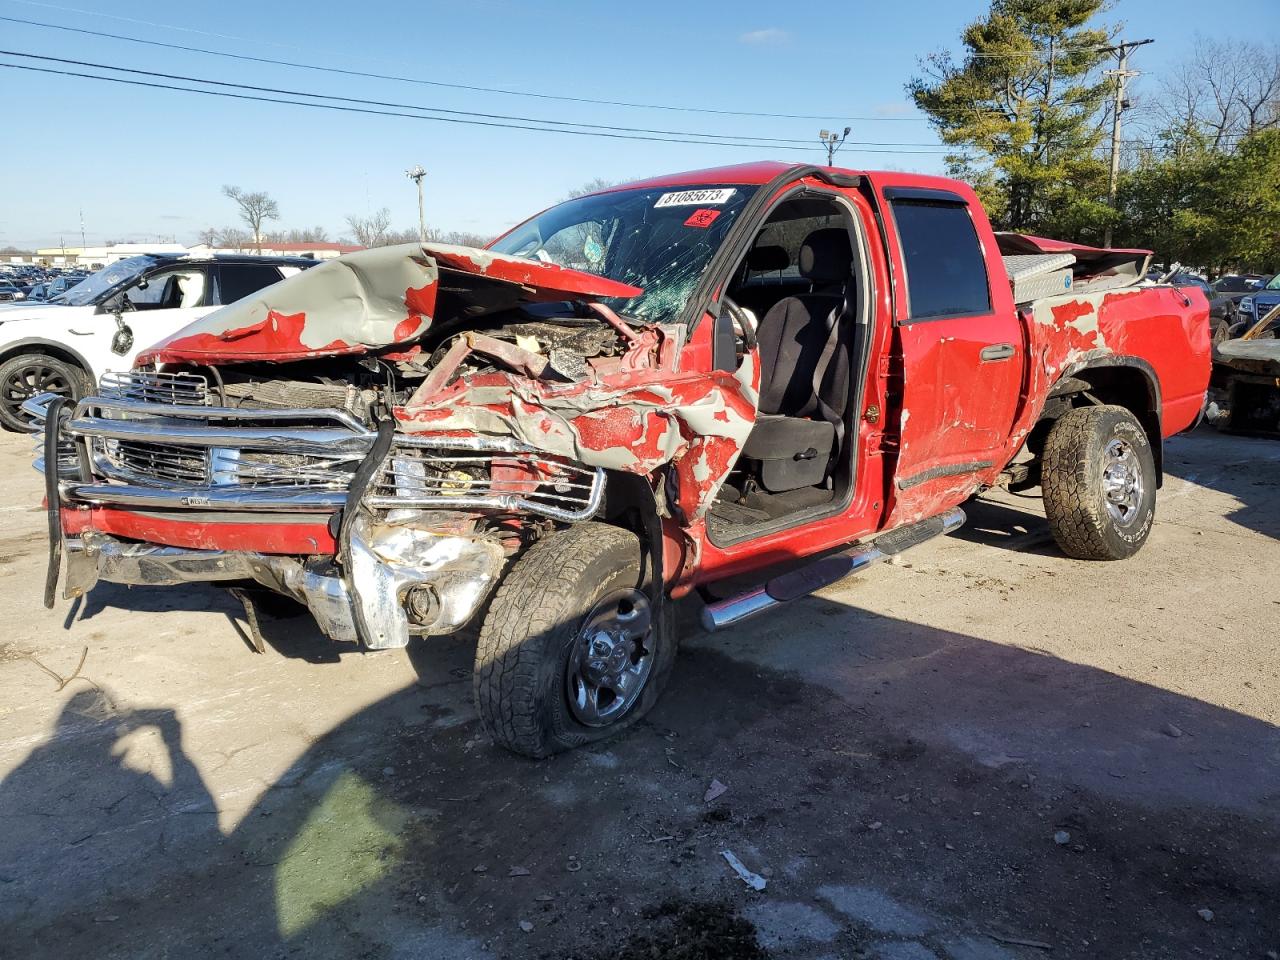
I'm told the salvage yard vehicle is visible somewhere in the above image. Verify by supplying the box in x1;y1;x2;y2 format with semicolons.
0;253;315;430
27;162;1211;757
1206;304;1280;436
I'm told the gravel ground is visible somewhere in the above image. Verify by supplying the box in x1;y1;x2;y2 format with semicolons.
0;425;1277;960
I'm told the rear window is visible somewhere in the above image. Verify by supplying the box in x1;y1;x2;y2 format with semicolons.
891;200;991;320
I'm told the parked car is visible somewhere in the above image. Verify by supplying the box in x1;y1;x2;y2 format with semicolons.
0;282;26;302
1208;274;1269;341
1207;308;1280;435
0;253;314;430
26;162;1210;757
1233;274;1280;337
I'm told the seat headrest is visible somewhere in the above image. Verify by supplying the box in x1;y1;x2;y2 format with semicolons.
799;228;853;283
747;244;790;272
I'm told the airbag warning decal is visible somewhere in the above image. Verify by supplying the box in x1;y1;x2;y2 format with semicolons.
684;209;722;228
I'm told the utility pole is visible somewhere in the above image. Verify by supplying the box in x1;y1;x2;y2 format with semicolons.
818;127;852;166
406;165;427;243
1102;38;1153;248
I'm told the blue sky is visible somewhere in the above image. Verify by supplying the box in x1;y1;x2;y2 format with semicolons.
1;0;1276;249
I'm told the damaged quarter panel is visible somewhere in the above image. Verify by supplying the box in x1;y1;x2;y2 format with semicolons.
1021;283;1211;440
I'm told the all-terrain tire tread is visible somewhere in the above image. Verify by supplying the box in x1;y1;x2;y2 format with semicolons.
474;523;639;757
1041;404;1151;561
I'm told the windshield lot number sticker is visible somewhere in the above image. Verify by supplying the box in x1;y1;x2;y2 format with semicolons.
655;188;736;208
684;209;722;228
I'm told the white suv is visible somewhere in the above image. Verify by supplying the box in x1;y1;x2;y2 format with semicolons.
0;253;314;430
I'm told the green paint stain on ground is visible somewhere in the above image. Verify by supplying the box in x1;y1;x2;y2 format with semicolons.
274;770;410;937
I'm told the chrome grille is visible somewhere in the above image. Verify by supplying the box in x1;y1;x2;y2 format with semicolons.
100;439;209;484
366;439;604;522
34;390;606;520
98;370;209;406
218;449;362;488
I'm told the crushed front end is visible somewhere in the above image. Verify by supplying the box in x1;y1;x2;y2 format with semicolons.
26;228;758;653
27;369;604;648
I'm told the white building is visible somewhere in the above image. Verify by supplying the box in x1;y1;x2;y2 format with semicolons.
33;243;189;268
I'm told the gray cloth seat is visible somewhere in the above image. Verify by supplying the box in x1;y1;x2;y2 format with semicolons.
743;228;854;492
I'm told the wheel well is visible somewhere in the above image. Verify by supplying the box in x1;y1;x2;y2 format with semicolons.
599;470;664;592
1037;364;1164;484
0;341;92;387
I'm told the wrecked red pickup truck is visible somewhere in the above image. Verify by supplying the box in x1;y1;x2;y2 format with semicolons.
28;162;1211;756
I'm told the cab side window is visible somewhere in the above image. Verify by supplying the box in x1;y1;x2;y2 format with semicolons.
891;198;990;320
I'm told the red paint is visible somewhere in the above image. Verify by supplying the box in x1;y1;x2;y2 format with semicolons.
140;309;358;365
425;244;643;300
684;209;722;228
62;506;336;555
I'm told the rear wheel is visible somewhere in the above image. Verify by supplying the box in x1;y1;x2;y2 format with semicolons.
1041;405;1157;560
474;522;676;758
0;353;87;431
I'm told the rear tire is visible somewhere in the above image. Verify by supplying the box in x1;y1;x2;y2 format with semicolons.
0;352;88;432
474;522;676;758
1041;405;1156;560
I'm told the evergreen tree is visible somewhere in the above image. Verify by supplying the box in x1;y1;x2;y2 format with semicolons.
907;0;1114;239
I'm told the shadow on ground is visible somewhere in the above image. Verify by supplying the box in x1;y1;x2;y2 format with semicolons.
3;584;1278;960
1163;426;1280;541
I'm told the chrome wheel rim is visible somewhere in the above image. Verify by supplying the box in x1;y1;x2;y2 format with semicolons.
566;588;654;727
1101;437;1144;526
3;362;70;420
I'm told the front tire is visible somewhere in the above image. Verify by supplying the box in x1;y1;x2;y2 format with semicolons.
1041;405;1157;561
0;352;88;431
474;522;676;758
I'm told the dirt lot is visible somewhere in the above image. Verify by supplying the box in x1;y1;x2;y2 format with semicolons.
1;426;1277;960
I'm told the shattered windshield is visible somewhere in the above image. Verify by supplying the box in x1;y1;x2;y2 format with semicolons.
51;256;160;306
489;184;756;325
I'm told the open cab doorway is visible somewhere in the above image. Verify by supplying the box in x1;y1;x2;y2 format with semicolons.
706;190;874;547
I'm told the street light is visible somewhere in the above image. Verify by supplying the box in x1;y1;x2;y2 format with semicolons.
819;127;852;165
406;165;427;243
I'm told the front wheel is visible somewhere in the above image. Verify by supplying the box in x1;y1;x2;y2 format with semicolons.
1041;405;1157;560
474;522;676;758
0;352;88;432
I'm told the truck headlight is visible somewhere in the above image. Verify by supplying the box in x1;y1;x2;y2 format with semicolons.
1239;297;1254;314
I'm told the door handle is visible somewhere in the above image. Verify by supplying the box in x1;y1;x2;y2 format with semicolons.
980;343;1015;362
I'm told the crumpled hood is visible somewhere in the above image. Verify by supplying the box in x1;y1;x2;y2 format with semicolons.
138;242;643;365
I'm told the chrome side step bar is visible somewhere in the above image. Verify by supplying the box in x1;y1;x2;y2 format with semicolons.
699;507;966;632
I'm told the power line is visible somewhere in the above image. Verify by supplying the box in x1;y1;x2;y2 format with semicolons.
0;12;927;123
0;60;964;155
0;47;954;149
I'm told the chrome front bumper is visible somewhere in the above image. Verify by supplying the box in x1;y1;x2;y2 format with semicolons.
64;530;361;643
61;521;505;650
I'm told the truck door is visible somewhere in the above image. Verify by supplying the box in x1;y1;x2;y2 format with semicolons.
874;183;1023;526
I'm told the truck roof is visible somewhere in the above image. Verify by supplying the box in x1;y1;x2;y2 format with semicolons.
602;161;964;195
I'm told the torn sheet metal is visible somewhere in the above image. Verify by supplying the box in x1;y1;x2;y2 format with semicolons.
139;242;644;366
398;334;760;522
995;233;1153;293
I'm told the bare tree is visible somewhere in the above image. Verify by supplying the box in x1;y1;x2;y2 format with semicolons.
198;226;252;251
1149;37;1280;152
425;227;492;247
345;208;392;247
261;226;331;244
562;178;620;201
222;185;280;251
